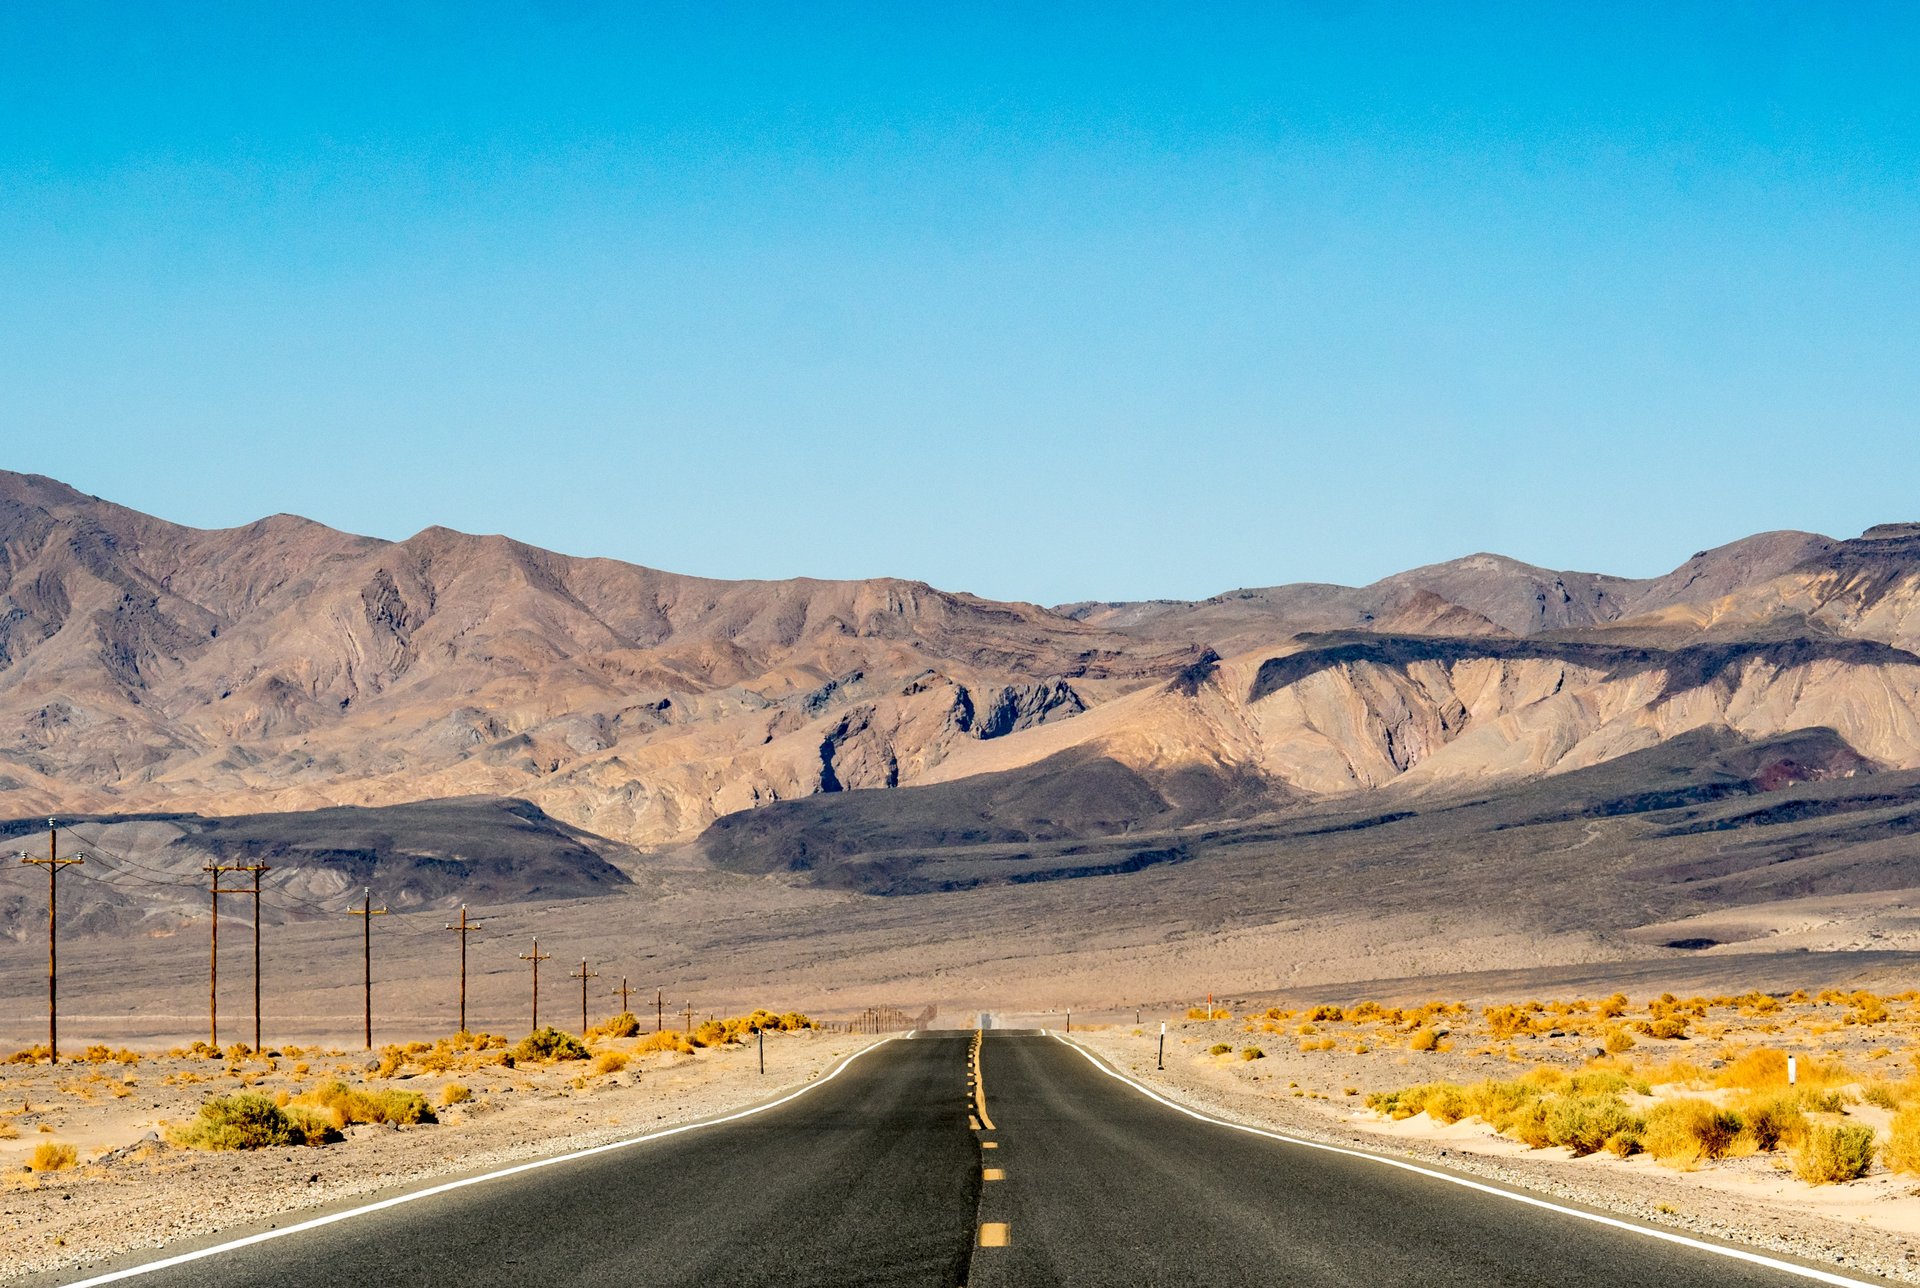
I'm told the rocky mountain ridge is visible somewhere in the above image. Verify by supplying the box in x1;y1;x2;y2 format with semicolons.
5;469;1920;858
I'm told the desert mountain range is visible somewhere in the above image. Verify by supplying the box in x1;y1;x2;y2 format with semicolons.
5;469;1920;871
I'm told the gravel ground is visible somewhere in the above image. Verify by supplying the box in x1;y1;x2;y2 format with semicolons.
0;1030;880;1283
1073;1023;1920;1285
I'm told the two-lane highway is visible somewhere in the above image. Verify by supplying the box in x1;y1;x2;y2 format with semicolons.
46;1031;1884;1288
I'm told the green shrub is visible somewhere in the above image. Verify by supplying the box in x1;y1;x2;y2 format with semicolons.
170;1093;339;1150
1792;1124;1876;1184
1546;1094;1644;1157
512;1028;589;1062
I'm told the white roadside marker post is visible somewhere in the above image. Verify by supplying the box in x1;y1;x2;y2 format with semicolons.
1788;1055;1797;1086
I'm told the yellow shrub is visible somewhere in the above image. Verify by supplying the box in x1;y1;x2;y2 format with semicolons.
1603;1027;1636;1054
1731;1091;1805;1152
591;1052;630;1075
440;1083;472;1107
1644;1099;1742;1170
1485;1005;1533;1039
1792;1124;1876;1184
1408;1028;1440;1052
588;1012;641;1040
1882;1106;1920;1175
29;1142;77;1171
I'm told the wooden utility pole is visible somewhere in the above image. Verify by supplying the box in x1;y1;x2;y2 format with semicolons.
519;938;552;1031
21;819;83;1063
443;906;488;1033
203;862;259;1048
569;959;599;1034
683;1001;694;1036
613;976;632;1015
655;986;663;1033
347;888;388;1049
236;864;271;1052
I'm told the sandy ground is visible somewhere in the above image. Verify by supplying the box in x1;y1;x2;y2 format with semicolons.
1069;994;1920;1285
0;1026;879;1283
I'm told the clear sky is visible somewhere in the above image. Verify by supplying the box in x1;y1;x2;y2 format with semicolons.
2;3;1916;605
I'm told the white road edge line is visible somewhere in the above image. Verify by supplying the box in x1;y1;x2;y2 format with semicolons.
57;1037;900;1288
1047;1031;1881;1288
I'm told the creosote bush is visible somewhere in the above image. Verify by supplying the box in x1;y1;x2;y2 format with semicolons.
1207;1043;1233;1056
440;1083;472;1107
512;1028;589;1063
591;1051;630;1076
1240;1047;1266;1061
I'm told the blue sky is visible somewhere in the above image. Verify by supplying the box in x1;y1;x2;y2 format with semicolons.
2;3;1916;604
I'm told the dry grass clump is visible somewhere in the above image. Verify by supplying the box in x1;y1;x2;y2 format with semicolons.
440;1083;473;1107
79;1044;140;1065
1186;1007;1231;1021
1484;1005;1534;1040
1408;1028;1441;1052
1207;1043;1233;1056
4;1045;51;1065
170;1094;340;1150
591;1051;630;1075
28;1141;78;1171
1240;1047;1266;1061
632;1031;697;1056
1792;1124;1876;1184
291;1081;437;1128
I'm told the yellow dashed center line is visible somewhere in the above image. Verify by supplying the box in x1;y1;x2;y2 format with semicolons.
972;1031;996;1130
982;1140;998;1149
979;1222;1010;1247
983;1167;1005;1181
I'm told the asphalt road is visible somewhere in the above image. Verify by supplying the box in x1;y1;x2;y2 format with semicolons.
54;1032;1878;1288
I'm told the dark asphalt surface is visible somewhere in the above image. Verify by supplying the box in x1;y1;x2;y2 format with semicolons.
54;1032;1875;1288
